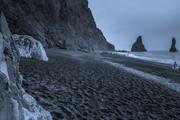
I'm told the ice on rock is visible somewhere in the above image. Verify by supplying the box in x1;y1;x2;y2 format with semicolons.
12;34;48;61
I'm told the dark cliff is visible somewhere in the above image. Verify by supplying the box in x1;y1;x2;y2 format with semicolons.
0;0;114;51
131;36;147;52
169;38;178;52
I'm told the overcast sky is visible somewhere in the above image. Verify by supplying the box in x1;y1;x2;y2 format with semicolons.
89;0;180;51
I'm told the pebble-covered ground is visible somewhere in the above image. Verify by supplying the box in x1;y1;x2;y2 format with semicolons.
20;49;180;120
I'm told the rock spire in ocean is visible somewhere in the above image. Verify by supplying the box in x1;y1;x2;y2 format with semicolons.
169;38;178;52
131;36;147;52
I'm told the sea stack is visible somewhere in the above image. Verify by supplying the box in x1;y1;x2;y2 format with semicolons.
131;36;147;52
169;38;178;52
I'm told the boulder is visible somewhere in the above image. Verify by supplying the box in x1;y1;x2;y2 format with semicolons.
169;38;178;52
131;36;147;52
12;34;48;61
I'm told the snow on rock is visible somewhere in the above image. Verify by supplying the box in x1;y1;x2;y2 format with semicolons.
12;34;48;61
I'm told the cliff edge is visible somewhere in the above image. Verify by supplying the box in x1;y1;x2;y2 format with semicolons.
0;0;114;51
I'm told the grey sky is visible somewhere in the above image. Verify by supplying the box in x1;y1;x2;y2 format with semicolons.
89;0;180;51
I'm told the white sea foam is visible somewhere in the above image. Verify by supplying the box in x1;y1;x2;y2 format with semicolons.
112;51;180;65
105;60;180;93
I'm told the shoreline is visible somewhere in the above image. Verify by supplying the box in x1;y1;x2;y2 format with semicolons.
110;51;180;65
104;60;180;93
101;52;180;83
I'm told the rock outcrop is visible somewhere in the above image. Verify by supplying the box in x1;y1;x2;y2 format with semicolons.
0;0;115;51
12;34;48;61
0;12;52;120
169;38;178;52
131;36;147;52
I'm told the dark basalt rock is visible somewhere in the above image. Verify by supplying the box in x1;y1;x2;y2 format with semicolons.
169;38;178;52
131;36;147;52
0;0;115;51
107;42;115;51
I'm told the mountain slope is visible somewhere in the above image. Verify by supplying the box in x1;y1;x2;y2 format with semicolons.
1;0;114;51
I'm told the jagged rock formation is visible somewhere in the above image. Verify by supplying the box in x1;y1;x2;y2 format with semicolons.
131;36;147;52
169;38;178;52
0;0;115;51
12;34;48;61
0;12;52;120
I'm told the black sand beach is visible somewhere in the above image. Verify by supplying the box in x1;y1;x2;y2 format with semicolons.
20;49;180;120
101;53;180;84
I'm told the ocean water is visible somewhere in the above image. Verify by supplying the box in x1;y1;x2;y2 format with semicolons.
112;51;180;65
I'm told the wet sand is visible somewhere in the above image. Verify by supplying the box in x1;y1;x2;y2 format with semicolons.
20;49;180;120
101;52;180;83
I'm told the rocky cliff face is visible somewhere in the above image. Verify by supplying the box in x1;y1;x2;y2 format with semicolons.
0;0;114;51
0;12;52;120
131;36;147;52
170;38;178;52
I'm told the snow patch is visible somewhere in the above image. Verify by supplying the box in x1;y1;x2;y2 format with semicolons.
12;34;48;61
